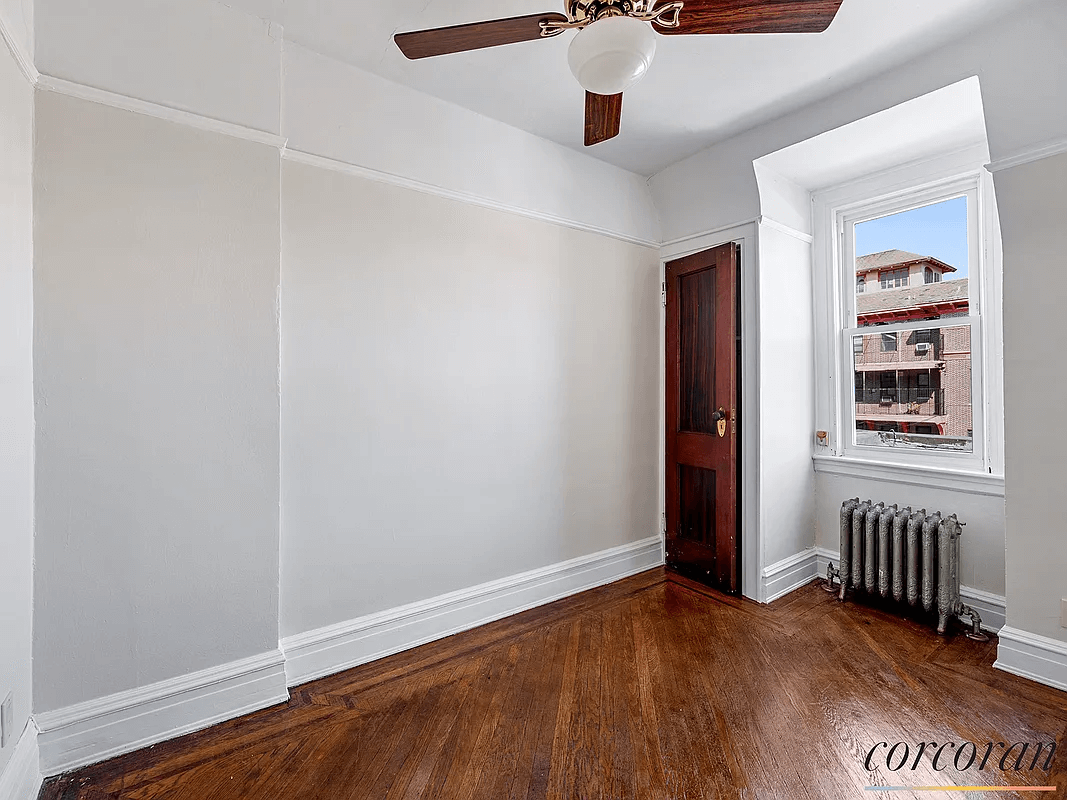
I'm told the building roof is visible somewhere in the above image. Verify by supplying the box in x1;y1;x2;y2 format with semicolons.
856;249;958;275
858;278;969;318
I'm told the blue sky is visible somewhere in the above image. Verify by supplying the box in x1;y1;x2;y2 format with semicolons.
856;196;969;277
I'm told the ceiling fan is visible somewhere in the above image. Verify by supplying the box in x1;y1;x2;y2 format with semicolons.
395;0;846;146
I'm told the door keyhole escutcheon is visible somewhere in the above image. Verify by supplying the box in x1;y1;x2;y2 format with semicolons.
713;407;727;438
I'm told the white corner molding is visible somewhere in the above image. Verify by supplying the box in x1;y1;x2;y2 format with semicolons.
761;548;821;603
758;215;815;244
815;548;1004;632
0;11;37;86
986;136;1067;174
35;649;289;777
994;627;1067;693
35;74;287;150
282;535;664;687
0;721;42;800
812;454;1006;497
280;148;660;250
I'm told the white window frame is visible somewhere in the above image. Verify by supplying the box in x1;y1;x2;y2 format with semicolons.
812;145;1004;481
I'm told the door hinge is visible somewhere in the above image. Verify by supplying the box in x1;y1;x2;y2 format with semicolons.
661;281;667;308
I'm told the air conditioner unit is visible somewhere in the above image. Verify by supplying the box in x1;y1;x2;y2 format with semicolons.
916;343;932;354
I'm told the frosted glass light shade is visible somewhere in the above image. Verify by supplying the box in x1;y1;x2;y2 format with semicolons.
567;16;657;96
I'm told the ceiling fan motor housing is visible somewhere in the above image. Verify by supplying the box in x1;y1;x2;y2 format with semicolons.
567;0;638;25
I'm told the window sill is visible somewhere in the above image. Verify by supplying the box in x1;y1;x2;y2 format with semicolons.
811;453;1005;497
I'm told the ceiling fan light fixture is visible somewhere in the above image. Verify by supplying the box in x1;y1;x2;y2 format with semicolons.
567;15;657;96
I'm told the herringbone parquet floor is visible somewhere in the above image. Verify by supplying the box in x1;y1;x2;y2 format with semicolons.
39;569;1067;800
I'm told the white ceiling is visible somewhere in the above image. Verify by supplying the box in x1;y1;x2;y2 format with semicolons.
758;77;988;192
225;0;1023;176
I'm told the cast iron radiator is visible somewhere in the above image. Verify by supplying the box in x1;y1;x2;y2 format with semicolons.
824;498;987;641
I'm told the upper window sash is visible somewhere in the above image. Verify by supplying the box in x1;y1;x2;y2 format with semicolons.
839;180;982;329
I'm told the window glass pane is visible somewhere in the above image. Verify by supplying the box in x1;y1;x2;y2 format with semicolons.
852;325;973;453
854;197;969;328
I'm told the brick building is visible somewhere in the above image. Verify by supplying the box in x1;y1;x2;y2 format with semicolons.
853;249;971;442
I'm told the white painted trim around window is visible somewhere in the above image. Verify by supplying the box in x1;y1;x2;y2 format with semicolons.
811;144;1004;478
812;454;1004;496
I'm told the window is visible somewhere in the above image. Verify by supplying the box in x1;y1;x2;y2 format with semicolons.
857;275;866;293
880;268;909;289
813;156;1001;473
879;371;896;403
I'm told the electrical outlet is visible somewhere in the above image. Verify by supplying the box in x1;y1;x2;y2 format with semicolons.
0;692;12;749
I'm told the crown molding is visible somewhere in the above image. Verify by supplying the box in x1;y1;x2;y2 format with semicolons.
759;215;814;244
35;74;287;149
12;68;658;249
0;10;37;85
986;135;1067;173
659;217;760;253
282;148;661;249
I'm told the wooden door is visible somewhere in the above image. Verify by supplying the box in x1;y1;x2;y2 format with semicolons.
665;243;740;593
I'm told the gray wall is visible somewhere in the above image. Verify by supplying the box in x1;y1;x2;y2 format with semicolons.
997;151;1067;642
279;161;661;637
0;37;34;774
32;93;282;712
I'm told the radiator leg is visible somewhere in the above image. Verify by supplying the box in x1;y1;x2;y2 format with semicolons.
959;604;990;642
937;611;950;636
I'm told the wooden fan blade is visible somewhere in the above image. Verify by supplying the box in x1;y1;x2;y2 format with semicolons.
395;13;568;59
585;92;623;146
656;0;844;35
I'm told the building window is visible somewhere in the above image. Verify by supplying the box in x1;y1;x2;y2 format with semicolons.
815;160;1000;471
857;275;866;293
880;268;909;289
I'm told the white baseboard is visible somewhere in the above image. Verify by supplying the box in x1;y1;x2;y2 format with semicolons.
957;585;1007;633
761;548;822;603
35;649;289;777
815;548;1005;632
994;627;1067;693
0;721;42;800
282;535;664;687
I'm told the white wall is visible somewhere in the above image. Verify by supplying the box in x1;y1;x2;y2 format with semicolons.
32;92;282;712
34;0;282;134
756;223;817;569
280;43;660;246
28;0;661;247
279;159;661;636
651;0;1067;243
996;151;1067;643
0;32;34;778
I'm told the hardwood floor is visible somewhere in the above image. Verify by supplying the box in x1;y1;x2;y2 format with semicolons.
40;569;1067;800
